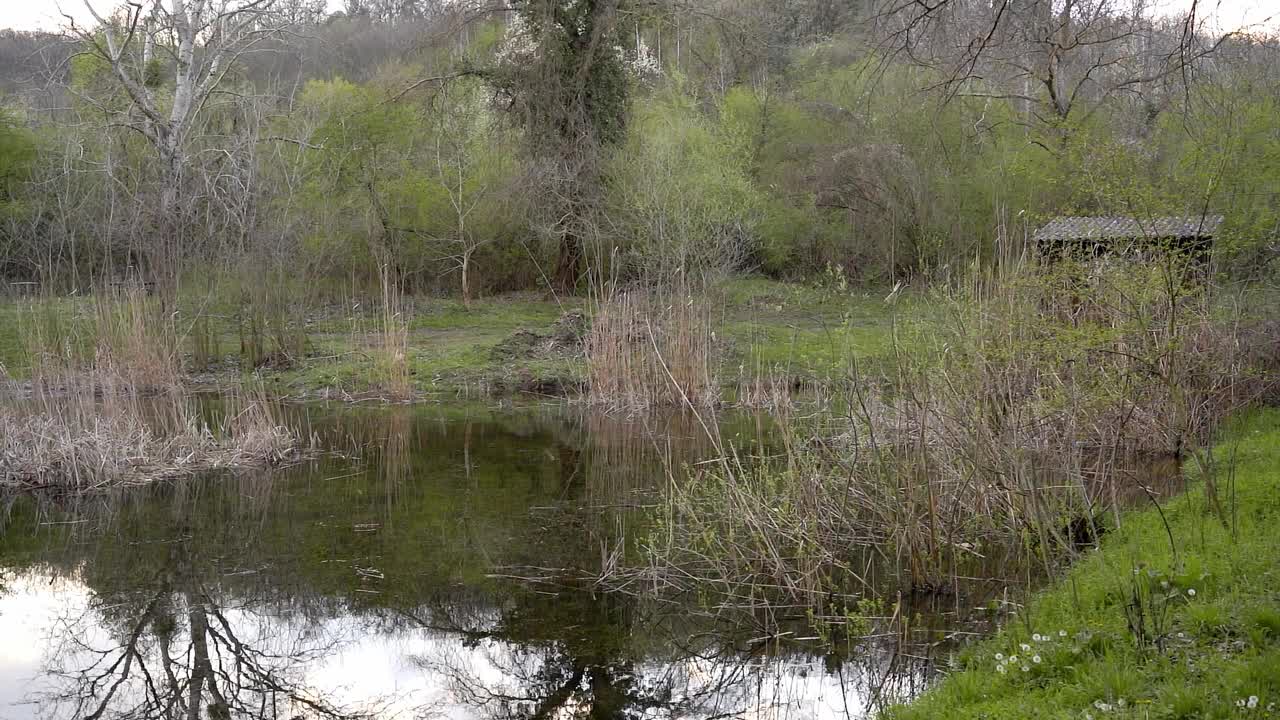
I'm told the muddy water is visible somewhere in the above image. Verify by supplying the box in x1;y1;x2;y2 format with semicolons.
0;403;944;720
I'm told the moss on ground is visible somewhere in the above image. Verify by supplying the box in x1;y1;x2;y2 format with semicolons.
886;408;1280;720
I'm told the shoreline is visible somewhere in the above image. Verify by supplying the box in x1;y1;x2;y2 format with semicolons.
885;408;1280;719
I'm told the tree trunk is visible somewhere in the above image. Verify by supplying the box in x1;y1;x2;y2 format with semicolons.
461;249;472;309
552;231;583;294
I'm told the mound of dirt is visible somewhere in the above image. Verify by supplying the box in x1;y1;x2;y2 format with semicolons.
489;311;587;363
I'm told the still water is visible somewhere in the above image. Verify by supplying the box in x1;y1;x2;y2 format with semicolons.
0;403;933;720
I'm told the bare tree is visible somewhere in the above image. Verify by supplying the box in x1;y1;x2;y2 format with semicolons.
426;80;497;308
874;0;1233;131
65;0;293;295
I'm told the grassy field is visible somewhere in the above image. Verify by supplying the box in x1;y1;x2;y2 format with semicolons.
886;408;1280;720
0;278;915;399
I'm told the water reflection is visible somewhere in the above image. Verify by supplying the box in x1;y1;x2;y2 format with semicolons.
0;403;930;719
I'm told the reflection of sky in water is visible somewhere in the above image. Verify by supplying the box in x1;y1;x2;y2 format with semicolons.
0;569;920;720
0;406;943;719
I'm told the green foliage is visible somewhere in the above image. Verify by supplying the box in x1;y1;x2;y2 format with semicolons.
502;0;631;149
0;107;34;208
291;74;524;291
608;89;762;283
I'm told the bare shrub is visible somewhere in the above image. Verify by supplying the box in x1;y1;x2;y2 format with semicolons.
638;259;1276;612
585;291;716;409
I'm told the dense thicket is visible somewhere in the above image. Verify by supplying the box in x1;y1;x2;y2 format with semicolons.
0;0;1277;297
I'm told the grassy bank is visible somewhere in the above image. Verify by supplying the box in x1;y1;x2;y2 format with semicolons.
1;279;913;400
887;408;1280;720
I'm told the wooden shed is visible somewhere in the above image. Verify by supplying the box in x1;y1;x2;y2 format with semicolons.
1034;215;1224;263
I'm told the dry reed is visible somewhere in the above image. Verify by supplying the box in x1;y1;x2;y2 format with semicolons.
376;264;412;400
585;291;716;409
0;380;300;490
636;259;1276;613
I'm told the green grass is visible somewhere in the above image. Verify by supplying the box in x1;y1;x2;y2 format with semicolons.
0;296;97;377
0;278;915;397
254;278;918;397
886;408;1280;720
0;302;24;373
716;277;921;377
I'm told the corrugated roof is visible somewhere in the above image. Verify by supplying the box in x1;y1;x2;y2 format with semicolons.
1033;215;1224;242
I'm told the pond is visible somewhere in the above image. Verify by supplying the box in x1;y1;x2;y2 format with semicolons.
0;402;1013;719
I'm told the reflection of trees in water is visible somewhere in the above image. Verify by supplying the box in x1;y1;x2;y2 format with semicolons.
404;584;935;720
39;544;361;720
3;406;905;720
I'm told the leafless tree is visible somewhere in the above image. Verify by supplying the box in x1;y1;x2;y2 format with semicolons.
874;0;1238;132
425;80;498;307
64;0;294;296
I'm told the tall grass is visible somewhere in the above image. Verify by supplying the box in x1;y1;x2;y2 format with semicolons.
375;263;412;400
0;381;299;490
2;288;305;490
585;291;716;409
22;288;180;388
637;258;1277;615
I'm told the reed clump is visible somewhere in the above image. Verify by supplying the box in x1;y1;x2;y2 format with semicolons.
585;291;716;409
0;381;300;490
21;288;181;389
639;259;1277;614
375;265;412;400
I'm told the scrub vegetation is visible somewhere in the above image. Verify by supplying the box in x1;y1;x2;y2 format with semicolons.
885;409;1280;720
0;0;1277;716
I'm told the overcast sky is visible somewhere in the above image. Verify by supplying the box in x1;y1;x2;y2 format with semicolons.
0;0;1275;34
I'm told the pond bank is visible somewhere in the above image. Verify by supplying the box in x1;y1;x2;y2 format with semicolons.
885;408;1280;719
0;278;912;403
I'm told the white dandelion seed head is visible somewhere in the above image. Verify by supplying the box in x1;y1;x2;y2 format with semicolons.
1187;588;1197;597
1247;696;1259;709
1059;630;1068;637
995;653;1004;661
1032;655;1042;663
996;664;1006;674
1020;643;1031;652
1021;665;1030;672
1032;633;1042;642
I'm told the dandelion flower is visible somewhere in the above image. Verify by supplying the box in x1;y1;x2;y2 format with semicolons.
1032;655;1042;664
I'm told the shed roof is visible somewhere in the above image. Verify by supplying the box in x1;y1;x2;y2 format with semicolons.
1034;215;1224;242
